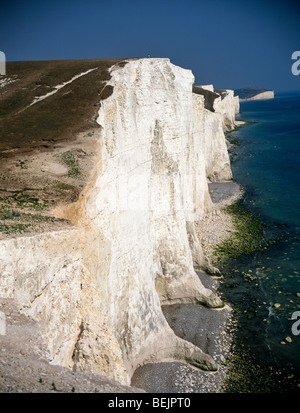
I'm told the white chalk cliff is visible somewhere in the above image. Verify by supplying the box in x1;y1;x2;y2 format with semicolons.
0;58;238;385
239;90;274;101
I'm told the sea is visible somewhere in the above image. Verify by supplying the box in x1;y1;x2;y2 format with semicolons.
222;91;300;391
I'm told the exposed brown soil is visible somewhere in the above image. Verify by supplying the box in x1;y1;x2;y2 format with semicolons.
0;58;126;239
0;59;124;154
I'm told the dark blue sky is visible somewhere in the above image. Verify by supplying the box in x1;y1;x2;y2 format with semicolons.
1;0;300;91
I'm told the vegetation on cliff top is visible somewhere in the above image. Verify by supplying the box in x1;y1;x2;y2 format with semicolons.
0;59;125;238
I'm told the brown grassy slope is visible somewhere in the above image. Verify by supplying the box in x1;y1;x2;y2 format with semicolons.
0;58;124;238
0;59;123;155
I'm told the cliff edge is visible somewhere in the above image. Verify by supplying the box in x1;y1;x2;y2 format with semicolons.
0;58;239;389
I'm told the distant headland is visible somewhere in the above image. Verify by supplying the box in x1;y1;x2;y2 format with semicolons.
234;86;274;101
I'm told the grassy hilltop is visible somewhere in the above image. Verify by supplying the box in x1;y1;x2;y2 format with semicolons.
0;58;125;237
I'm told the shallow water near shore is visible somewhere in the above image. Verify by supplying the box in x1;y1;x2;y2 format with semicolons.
222;91;300;391
132;92;300;393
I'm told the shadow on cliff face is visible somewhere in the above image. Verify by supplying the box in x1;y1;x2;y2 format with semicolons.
192;86;219;112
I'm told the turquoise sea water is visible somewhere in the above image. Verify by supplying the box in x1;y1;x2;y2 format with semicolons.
222;91;300;390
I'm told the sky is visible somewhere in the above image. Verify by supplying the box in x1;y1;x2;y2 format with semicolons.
1;0;300;92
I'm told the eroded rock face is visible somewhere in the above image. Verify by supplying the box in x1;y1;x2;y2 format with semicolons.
214;89;238;132
0;58;237;384
202;107;232;182
193;85;238;133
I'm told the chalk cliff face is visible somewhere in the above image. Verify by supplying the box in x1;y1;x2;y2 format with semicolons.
214;89;239;131
194;85;238;132
0;58;237;385
239;90;274;101
235;87;274;102
193;84;233;181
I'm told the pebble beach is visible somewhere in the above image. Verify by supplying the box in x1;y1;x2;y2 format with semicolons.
131;181;244;392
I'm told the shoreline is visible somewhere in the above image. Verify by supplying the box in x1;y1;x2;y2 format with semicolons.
132;173;297;393
131;181;243;393
196;181;244;260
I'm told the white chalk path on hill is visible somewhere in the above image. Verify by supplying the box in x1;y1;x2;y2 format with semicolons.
16;67;97;114
30;67;97;106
